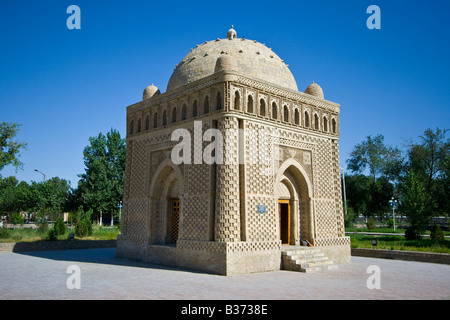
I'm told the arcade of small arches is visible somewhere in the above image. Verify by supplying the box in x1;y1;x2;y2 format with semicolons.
128;87;338;137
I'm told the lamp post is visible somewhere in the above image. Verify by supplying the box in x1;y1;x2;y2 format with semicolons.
117;201;123;224
389;197;398;232
341;168;348;216
34;169;46;181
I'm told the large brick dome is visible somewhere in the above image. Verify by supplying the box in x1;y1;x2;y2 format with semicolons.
166;26;298;92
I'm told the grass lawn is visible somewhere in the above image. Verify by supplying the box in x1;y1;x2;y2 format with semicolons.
349;234;450;254
345;226;407;234
346;223;450;254
348;231;450;254
0;224;121;243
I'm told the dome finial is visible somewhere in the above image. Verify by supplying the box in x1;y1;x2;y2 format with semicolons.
227;25;237;40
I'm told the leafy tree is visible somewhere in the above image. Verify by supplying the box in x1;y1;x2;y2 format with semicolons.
0;176;20;215
344;173;393;219
77;129;126;225
347;134;403;182
15;181;35;213
344;174;371;218
399;170;436;238
31;177;71;222
0;177;35;222
407;128;448;190
0;122;27;173
368;176;394;220
406;128;449;216
74;206;93;238
436;152;450;217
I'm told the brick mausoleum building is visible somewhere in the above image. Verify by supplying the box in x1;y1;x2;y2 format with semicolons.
116;26;351;275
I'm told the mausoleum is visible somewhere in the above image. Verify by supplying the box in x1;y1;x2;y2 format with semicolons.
116;26;351;275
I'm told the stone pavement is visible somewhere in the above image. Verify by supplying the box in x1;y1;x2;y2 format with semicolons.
0;248;449;300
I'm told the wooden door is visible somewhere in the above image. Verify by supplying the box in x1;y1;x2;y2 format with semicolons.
278;200;290;245
171;199;180;244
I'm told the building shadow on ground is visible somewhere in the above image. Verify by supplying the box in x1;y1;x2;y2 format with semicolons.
13;245;212;276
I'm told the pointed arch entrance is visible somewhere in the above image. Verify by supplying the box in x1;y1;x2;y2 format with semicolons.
148;160;184;245
276;158;313;245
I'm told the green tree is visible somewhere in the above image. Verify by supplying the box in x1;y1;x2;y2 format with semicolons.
347;134;403;182
406;128;449;216
344;173;393;220
77;129;126;226
0;122;27;173
0;176;19;215
32;177;71;222
54;217;66;236
437;151;450;217
74;206;93;238
0;177;35;220
344;174;371;218
15;181;35;213
400;170;436;238
407;128;448;189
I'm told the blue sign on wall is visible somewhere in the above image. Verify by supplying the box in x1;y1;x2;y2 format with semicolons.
257;205;266;214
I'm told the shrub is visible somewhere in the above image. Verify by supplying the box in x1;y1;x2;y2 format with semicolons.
47;227;58;241
75;218;92;238
405;227;421;240
10;213;24;225
38;219;49;234
386;218;394;229
367;217;376;230
343;206;356;228
0;228;12;239
54;217;66;236
430;224;444;242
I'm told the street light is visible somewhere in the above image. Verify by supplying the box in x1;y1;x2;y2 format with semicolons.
117;201;123;223
341;168;348;216
34;169;46;181
389;197;398;232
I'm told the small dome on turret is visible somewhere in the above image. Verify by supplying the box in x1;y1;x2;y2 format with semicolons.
227;25;237;40
304;81;324;100
214;54;238;73
143;84;161;100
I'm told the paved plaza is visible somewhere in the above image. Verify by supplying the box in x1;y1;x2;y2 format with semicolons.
0;248;449;300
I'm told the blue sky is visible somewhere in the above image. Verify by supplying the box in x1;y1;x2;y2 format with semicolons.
1;0;449;187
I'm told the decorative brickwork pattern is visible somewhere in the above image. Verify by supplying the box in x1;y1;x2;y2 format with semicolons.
181;196;211;241
215;117;241;242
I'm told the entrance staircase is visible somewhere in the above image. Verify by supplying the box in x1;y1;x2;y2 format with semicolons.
281;246;338;273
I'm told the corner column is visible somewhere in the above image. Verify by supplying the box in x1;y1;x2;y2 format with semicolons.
214;116;241;242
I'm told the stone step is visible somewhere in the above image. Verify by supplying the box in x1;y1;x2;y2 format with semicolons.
281;247;338;273
285;252;325;260
283;260;338;273
288;256;329;264
301;264;339;273
284;257;333;267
